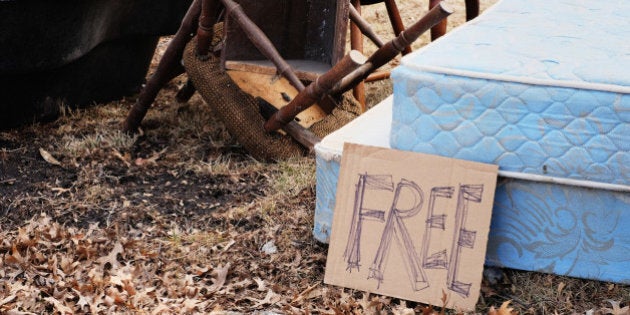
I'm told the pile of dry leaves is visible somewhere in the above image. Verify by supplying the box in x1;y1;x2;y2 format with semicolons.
0;210;515;314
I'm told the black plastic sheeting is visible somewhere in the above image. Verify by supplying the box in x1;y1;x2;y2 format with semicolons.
0;0;193;128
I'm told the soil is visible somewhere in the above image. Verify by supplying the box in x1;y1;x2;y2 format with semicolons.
1;1;628;314
0;132;263;229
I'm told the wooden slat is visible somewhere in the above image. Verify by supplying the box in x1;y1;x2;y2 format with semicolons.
225;59;331;82
226;70;327;128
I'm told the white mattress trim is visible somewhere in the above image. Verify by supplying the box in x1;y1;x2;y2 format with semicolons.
498;170;630;193
314;143;343;162
400;65;630;94
315;96;393;162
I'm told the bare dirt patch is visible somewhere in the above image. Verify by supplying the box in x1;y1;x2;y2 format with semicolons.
1;1;628;314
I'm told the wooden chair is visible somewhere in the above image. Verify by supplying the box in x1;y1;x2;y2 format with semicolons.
123;0;452;156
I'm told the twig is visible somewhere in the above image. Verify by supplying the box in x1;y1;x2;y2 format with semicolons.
0;178;16;185
1;146;26;153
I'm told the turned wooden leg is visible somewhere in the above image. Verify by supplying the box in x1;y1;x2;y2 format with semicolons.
123;0;202;132
383;0;411;55
465;0;480;21
196;0;222;57
351;0;367;112
429;0;447;40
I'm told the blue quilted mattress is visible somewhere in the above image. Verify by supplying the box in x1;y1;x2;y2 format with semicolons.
389;0;629;282
392;0;629;183
315;0;630;284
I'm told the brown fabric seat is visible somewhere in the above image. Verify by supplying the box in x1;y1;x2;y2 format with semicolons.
183;38;361;161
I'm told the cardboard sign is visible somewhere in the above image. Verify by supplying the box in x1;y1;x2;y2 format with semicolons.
324;143;498;310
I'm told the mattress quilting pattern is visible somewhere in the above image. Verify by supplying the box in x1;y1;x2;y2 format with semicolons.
391;0;630;185
392;70;630;185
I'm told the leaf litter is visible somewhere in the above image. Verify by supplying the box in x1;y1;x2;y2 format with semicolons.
2;213;277;313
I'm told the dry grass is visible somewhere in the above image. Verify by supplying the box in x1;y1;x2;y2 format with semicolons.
1;0;629;314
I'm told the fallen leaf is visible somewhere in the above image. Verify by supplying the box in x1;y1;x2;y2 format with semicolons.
112;149;131;167
109;274;125;287
39;148;61;166
489;301;515;315
249;289;281;308
51;187;71;196
5;244;24;266
73;289;92;311
44;297;73;314
557;281;566;294
16;227;37;248
0;294;17;307
420;305;438;315
254;277;267;291
183;298;208;313
602;300;629;315
291;282;320;303
207;263;230;293
151;303;171;315
134;148;167;167
222;239;236;252
97;241;124;269
441;289;449;308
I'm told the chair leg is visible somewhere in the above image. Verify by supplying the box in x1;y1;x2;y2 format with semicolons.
383;0;412;55
175;79;197;103
465;0;480;21
196;0;222;57
123;0;202;132
352;0;410;112
429;0;447;40
350;0;367;112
